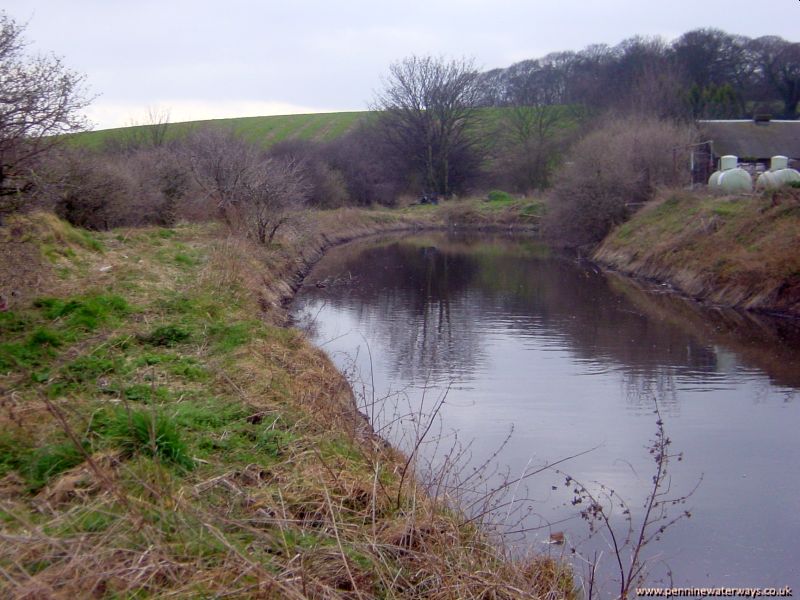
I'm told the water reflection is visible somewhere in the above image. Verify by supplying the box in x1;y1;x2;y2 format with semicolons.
292;232;800;591
297;233;800;387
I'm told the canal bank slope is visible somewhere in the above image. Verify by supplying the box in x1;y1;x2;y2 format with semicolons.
0;208;570;599
594;189;800;318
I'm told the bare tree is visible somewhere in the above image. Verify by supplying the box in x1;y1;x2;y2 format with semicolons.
626;60;689;119
116;106;172;152
183;128;311;236
240;158;310;244
498;104;566;191
496;69;579;191
321;124;407;206
144;106;171;147
183;126;259;215
374;55;484;197
0;11;91;216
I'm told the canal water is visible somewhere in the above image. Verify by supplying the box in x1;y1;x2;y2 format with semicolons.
290;231;800;593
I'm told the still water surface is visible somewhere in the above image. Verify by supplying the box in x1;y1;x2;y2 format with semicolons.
291;232;800;592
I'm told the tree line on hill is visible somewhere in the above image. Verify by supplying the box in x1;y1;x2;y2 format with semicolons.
2;7;798;248
476;28;800;121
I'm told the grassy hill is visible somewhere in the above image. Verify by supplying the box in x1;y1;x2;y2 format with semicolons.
69;105;582;151
70;111;371;150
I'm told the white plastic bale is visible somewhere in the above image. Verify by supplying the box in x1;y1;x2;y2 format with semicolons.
717;168;752;192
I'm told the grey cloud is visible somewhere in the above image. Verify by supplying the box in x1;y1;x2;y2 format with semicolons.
5;0;798;127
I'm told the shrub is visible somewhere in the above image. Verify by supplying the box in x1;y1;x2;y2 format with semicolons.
308;162;350;208
487;190;515;203
321;124;409;206
35;147;195;229
238;157;310;243
543;115;697;247
268;139;349;208
38;150;136;229
127;146;193;226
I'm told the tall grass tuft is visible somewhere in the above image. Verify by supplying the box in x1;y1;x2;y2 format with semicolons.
109;409;194;470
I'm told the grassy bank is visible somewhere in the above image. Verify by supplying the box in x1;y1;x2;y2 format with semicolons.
433;191;544;230
594;188;800;317
0;208;570;598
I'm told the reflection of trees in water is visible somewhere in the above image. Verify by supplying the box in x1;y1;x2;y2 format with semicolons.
622;369;679;411
327;242;486;382
393;245;473;381
298;232;800;390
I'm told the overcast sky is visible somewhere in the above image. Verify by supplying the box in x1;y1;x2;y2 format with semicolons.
5;0;799;130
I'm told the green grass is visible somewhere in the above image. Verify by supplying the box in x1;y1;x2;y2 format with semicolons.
0;312;30;334
255;425;298;459
208;321;254;352
107;409;194;470
0;314;100;371
711;200;748;217
0;433;26;478
173;402;246;429
18;441;87;491
486;190;516;204
122;384;171;403
173;252;200;267
68;111;371;151
132;352;209;381
66;105;580;155
60;354;117;383
33;295;130;331
59;508;117;534
140;324;192;347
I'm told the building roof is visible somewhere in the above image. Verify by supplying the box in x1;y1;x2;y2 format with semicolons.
698;120;800;160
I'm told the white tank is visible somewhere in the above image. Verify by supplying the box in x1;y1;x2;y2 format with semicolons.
719;155;738;170
776;168;800;185
717;169;753;192
770;155;789;171
709;155;753;192
756;170;781;190
756;156;800;189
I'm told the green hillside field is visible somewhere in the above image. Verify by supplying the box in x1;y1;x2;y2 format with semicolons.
68;106;582;151
69;110;371;150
